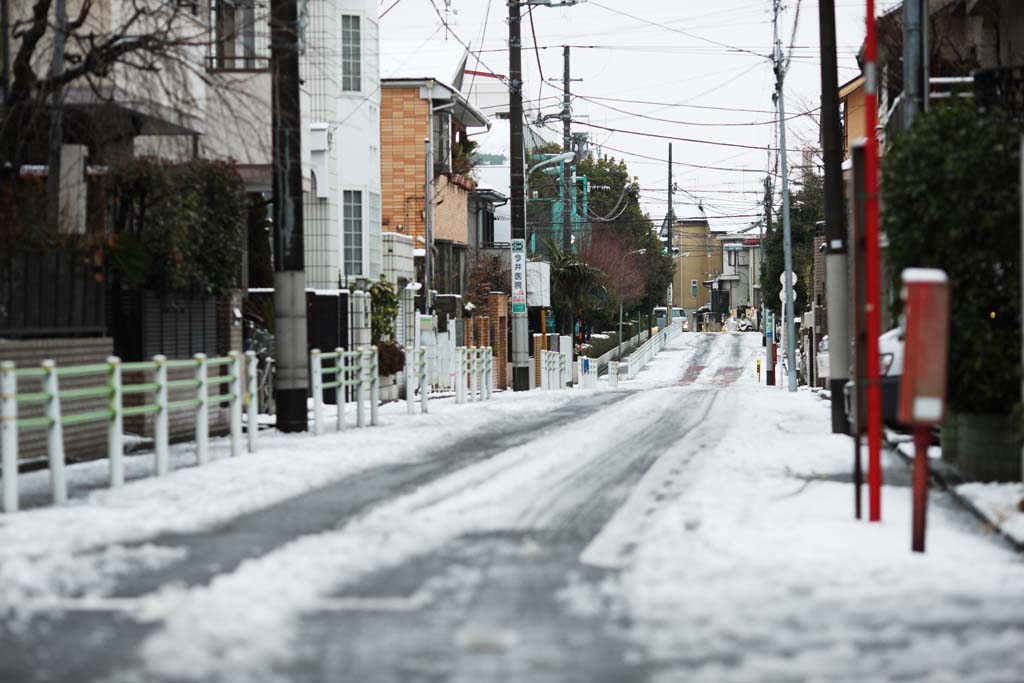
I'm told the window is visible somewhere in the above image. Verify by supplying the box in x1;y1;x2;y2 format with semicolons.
210;0;269;71
344;190;363;278
432;113;451;173
691;279;698;299
342;15;362;92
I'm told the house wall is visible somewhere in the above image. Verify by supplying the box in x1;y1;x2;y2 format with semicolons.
381;87;430;244
433;176;470;244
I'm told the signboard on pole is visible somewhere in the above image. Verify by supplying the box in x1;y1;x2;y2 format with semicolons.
511;239;527;314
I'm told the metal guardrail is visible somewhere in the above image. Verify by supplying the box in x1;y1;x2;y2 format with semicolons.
454;347;493;404
1;351;258;513
577;357;599;389
309;348;379;435
622;320;684;380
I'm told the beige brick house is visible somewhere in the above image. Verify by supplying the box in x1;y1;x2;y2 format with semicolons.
380;78;489;298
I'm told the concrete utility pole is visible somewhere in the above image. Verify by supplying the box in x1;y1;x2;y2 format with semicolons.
818;0;850;433
668;143;674;229
424;138;434;311
903;0;923;130
270;0;308;431
45;0;67;233
773;4;797;392
509;0;529;391
562;45;573;253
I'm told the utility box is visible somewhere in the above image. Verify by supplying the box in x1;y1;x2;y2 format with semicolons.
898;268;950;426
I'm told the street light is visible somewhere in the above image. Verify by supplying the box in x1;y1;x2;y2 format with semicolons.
618;248;646;362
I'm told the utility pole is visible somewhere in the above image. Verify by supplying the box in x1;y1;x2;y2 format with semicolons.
424;138;434;310
903;0;923;129
864;0;885;521
818;0;850;433
668;143;674;226
45;0;67;233
270;0;308;431
562;45;573;253
509;0;529;391
773;2;797;392
762;172;771;335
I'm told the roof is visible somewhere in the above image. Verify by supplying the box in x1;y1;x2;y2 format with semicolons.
381;78;490;129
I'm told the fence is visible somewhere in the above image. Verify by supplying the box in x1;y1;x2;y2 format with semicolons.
0;249;106;338
454;347;493;404
622;320;684;380
539;350;569;391
309;348;379;435
608;361;620;389
577;357;599;389
1;351;258;513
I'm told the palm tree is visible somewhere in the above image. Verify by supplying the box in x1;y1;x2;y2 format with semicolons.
543;238;604;337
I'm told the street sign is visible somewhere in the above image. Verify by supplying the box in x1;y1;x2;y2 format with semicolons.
779;290;798;303
779;271;798;287
511;239;527;315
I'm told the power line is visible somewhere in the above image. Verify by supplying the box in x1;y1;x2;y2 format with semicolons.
572;120;791;152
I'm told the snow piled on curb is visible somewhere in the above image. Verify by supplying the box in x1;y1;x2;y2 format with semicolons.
957;482;1024;546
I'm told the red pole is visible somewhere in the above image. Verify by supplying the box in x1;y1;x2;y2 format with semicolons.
912;427;930;552
864;0;884;522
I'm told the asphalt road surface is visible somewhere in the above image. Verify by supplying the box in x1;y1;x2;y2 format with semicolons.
1;334;767;683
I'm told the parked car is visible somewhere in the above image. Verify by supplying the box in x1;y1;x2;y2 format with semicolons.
844;328;905;429
816;335;830;386
653;306;668;329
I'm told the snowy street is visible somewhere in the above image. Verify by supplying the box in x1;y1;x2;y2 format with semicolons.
2;333;1023;683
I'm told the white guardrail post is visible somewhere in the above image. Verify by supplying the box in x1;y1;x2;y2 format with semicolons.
609;361;619;389
356;349;368;428
153;355;169;477
245;350;258;453
2;361;18;513
470;347;479;402
485;351;493;400
42;360;67;504
229;351;243;458
108;356;124;487
370;347;379;427
405;347;416;415
311;349;324;436
420;348;430;412
194;353;209;465
334;348;346;431
455;348;466;404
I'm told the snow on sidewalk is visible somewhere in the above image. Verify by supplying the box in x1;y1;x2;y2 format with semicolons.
616;350;1024;683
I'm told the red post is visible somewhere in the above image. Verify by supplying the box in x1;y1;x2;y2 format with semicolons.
863;0;884;522
912;427;930;552
899;268;950;553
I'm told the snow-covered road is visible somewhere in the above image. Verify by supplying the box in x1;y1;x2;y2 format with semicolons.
1;333;1022;683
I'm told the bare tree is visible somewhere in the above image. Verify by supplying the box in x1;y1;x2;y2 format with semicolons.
579;230;645;312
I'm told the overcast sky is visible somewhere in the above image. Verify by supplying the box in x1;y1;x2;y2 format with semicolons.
380;0;902;232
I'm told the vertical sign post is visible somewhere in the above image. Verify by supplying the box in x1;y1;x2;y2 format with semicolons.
511;239;529;391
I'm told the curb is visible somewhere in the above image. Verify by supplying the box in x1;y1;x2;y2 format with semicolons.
883;435;1024;553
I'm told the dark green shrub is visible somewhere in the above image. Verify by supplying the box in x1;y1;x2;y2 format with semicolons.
883;100;1021;414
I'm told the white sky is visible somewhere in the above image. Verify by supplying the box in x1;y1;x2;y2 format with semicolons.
379;1;903;232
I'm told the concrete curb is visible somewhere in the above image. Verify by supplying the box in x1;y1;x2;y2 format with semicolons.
883;435;1024;554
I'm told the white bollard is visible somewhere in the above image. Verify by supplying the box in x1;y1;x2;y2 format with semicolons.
335;348;346;431
484;352;493;400
108;356;124;487
245;351;258;453
608;361;619;389
229;351;243;457
194;354;209;465
153;355;169;477
42;360;66;504
370;347;380;427
311;349;324;436
1;361;19;513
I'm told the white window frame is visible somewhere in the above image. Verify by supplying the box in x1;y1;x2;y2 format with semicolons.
343;189;365;280
341;13;363;94
690;279;698;299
